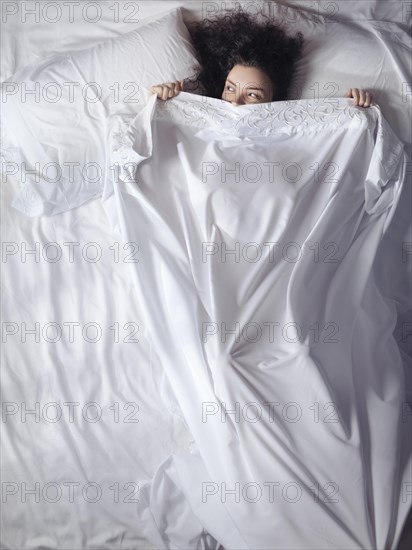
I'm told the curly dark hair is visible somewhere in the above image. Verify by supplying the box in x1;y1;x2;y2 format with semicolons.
186;9;304;101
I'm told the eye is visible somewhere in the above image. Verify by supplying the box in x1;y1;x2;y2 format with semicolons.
225;84;235;92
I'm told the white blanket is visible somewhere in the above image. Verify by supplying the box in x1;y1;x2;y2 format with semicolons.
100;92;411;549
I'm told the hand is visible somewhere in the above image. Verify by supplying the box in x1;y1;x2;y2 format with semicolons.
345;88;373;108
150;80;185;100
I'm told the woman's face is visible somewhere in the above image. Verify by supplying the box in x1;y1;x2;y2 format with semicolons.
221;64;273;105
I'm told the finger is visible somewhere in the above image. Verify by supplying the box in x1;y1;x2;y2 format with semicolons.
162;83;173;99
364;91;372;107
358;89;366;107
152;85;169;99
162;85;171;100
170;82;181;98
351;88;360;105
150;85;161;96
344;88;352;98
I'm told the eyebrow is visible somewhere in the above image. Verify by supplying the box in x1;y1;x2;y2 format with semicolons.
227;79;265;93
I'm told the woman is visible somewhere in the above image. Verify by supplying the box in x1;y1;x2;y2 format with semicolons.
151;10;372;107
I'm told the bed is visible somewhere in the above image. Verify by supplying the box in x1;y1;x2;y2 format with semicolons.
1;1;411;548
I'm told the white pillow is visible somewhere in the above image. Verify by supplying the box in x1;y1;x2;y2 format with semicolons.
2;7;199;216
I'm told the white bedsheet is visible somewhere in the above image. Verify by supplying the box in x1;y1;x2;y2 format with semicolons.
2;1;411;549
99;91;411;548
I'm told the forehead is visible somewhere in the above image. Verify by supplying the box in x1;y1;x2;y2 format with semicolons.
226;64;271;87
